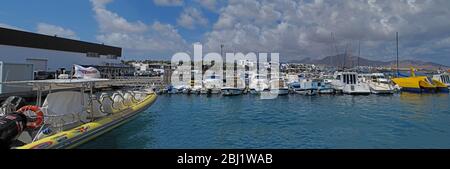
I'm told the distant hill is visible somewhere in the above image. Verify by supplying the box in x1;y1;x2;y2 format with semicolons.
290;54;449;70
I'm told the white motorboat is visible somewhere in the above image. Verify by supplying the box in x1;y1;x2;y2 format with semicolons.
269;78;289;95
295;78;319;96
249;74;269;94
432;72;450;91
332;72;371;95
221;76;245;96
318;78;335;94
221;87;243;96
202;74;222;94
363;73;394;94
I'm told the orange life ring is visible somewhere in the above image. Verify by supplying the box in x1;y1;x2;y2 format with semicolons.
17;105;44;129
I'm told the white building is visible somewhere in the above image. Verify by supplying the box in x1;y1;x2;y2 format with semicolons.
0;27;122;72
131;62;150;72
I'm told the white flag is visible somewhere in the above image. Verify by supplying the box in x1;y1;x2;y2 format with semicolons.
73;65;100;79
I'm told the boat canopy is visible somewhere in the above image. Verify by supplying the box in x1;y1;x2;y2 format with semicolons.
42;91;86;116
1;78;110;87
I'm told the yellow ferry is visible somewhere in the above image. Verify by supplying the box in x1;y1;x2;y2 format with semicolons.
391;67;447;93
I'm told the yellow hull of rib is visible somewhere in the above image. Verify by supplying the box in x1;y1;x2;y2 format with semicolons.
17;93;158;149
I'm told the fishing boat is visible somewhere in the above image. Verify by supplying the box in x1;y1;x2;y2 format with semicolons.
317;78;335;94
363;73;394;94
269;77;289;95
391;68;447;93
295;78;319;96
286;74;300;93
432;72;450;91
0;78;157;149
249;74;269;94
332;72;371;95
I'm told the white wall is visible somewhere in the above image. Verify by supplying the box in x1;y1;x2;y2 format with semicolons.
0;45;121;71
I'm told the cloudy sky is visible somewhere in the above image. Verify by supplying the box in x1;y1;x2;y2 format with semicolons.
1;0;450;65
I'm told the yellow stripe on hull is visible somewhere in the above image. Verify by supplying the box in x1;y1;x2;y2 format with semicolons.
17;93;157;149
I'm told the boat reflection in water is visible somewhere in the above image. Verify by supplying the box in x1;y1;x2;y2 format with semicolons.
398;92;449;121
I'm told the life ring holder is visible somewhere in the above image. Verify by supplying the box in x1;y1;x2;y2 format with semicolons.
17;105;44;129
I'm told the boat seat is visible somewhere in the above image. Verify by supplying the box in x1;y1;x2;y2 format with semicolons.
117;90;132;106
90;97;108;118
99;93;115;114
123;92;136;105
133;91;148;101
112;93;126;110
126;91;139;103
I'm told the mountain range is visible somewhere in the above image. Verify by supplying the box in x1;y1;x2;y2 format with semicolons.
290;54;449;70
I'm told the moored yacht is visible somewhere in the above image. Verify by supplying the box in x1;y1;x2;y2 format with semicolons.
332;72;371;95
295;78;319;96
221;76;245;96
202;74;222;94
363;73;394;94
432;72;450;91
269;77;290;95
249;74;269;94
318;78;335;94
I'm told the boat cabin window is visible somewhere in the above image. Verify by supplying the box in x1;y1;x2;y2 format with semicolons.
343;74;357;84
337;75;341;80
442;75;449;83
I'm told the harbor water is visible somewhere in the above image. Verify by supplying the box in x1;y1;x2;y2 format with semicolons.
81;93;450;149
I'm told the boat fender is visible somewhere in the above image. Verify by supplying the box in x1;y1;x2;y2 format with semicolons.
17;105;44;129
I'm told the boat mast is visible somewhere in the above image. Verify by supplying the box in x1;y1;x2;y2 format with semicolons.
330;32;334;69
221;44;225;86
343;43;348;70
396;32;399;77
358;40;360;71
332;32;339;71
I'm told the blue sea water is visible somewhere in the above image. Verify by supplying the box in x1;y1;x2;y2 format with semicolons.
80;93;450;149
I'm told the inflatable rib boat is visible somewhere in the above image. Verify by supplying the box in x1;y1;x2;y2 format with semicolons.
0;79;157;149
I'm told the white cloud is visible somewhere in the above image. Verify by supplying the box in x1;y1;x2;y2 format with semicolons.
195;0;217;11
0;23;25;31
90;0;188;57
36;23;79;39
203;0;450;64
91;0;147;33
177;7;208;29
153;0;183;6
